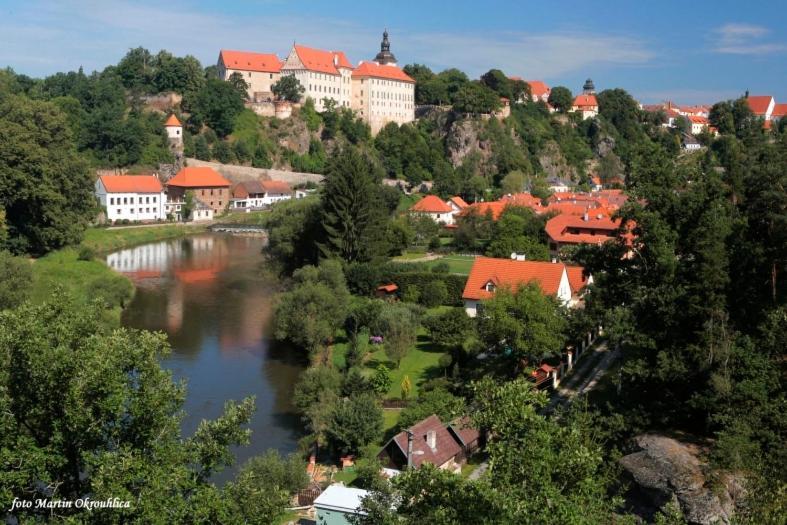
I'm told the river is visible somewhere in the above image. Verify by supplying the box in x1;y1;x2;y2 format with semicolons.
106;233;305;481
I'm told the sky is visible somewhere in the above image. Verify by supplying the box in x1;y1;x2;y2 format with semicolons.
1;0;785;104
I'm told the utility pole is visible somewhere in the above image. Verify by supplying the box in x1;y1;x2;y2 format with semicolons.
405;430;414;469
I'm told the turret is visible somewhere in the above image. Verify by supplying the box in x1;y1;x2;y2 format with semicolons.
164;114;183;145
373;28;398;65
582;78;596;94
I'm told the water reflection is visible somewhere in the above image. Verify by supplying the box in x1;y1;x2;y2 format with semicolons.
109;233;305;481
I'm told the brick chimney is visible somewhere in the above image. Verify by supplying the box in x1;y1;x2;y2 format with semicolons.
426;430;437;451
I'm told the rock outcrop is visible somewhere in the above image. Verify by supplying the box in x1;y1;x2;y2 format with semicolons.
619;434;745;525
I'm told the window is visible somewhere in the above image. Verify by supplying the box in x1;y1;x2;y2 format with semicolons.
153;197;157;203
248;72;251;78
210;189;214;196
130;197;134;204
110;197;114;205
145;196;149;204
130;209;134;214
117;209;121;215
270;73;273;79
485;281;496;292
123;197;127;204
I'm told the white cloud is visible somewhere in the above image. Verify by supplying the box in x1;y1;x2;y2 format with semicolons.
0;0;653;80
711;23;787;55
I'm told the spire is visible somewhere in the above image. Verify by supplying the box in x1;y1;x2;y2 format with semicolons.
583;78;596;94
374;28;397;65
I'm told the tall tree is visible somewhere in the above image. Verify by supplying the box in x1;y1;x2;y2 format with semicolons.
548;86;573;112
271;75;305;102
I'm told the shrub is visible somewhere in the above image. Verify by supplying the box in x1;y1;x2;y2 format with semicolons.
77;245;95;261
420;279;448;308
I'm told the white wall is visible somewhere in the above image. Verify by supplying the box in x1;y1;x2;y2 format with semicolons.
351;75;415;134
96;180;166;222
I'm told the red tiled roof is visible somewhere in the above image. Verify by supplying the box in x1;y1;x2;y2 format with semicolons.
167;167;230;188
773;103;787;118
293;45;352;75
449;196;469;209
352;61;414;83
389;415;462;469
164;114;181;127
462;257;569;301
410;195;452;213
99;175;162;193
259;180;291;193
566;266;589;293
219;50;282;73
503;192;544;210
461;201;507;221
447;416;480;448
573;94;598;108
377;283;398;293
545;213;621;245
688;115;708;124
526;80;550;97
747;95;774;116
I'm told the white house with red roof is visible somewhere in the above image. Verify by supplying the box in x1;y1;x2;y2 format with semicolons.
571;78;599;120
688;115;709;135
96;174;166;222
772;103;787;122
231;179;292;209
166;166;231;217
351;60;415;134
164;114;182;144
409;195;455;224
217;50;282;101
280;44;354;111
746;95;775;121
526;80;551;103
461;256;590;316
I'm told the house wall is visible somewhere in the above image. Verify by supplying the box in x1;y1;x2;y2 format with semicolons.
96;181;166;222
281;48;352;111
166;126;182;141
351;75;415;134
315;507;355;525
463;299;479;318
218;58;280;100
167;186;229;214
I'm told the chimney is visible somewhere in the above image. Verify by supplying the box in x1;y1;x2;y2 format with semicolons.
406;430;414;469
583;212;589;222
426;430;437;451
334;54;338;66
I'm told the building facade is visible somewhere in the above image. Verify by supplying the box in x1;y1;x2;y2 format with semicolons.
231;180;292;209
166;167;231;215
96;175;166;223
217;50;282;101
280;45;353;111
351;61;415;134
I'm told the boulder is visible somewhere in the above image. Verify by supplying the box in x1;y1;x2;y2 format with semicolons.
619;434;744;525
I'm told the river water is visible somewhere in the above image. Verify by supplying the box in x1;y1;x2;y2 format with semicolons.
106;233;305;481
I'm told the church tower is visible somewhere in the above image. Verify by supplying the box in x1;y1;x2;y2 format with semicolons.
582;78;596;94
373;29;397;65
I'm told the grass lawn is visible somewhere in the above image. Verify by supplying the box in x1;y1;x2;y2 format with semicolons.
392;250;429;261
333;469;358;485
396;193;422;213
460;453;486;478
383;409;401;434
220;210;270;225
81;224;207;252
423;254;476;275
30;248;132;322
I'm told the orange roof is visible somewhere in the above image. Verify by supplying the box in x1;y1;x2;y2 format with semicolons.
410;195;452;213
526;80;550;97
746;95;774;116
565;266;589;292
461;201;507;221
259;180;291;193
352;61;414;83
772;103;787;118
545;213;621;245
292;45;352;75
449;196;469;209
377;283;398;293
99;175;163;193
167;167;230;188
688;115;708;124
219;50;282;73
462;257;571;301
164;114;181;127
573;94;598;108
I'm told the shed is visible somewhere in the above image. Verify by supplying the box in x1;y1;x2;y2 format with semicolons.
314;484;368;525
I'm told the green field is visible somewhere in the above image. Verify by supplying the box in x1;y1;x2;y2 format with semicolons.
396;193;422;213
82;224;207;252
423;254;476;275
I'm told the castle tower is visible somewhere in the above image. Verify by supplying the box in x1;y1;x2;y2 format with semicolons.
164;114;184;176
582;78;596;94
373;29;398;65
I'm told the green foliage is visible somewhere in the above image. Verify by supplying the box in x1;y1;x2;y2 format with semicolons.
227;71;250;99
0;94;95;254
420;279;448;307
548;86;573;112
300;97;322;131
485;207;549;260
480;69;527;101
272;75;305;102
501;170;526;194
190;77;245;137
370;364;393;396
452;82;501;114
264;196;322;270
423;307;474;349
397;387;465;429
0;250;31;309
0;296;261;522
376;302;422;367
476;283;568;363
234;449;309;499
327;393;383;455
212;140;234;163
88;273;134;309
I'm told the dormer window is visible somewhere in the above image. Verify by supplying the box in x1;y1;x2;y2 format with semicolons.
485;281;496;292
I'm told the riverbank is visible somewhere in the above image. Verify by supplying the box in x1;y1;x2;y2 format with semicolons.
30;248;134;324
81;223;209;252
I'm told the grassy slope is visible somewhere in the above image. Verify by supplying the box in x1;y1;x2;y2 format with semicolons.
81;224;207;252
422;254;476;275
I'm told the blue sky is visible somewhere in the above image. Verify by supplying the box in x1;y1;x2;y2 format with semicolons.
1;0;785;104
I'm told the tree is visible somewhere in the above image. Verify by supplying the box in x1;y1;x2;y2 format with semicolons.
227;72;250;100
0;296;259;522
420;279;448;307
234;449;308;498
548;86;573;112
423;308;474;349
273;260;350;359
0;250;31;309
272;75;305;102
370;364;392;396
116;47;154;90
0;95;95;255
400;375;412;401
327;393;383;455
485;208;549;261
190;78;245;137
452;82;501;114
398;387;465;429
501;170;526;194
476;283;567;363
597;152;624;185
212;140;234;163
193;134;211;160
181;190;196;221
320;147;391;262
378;303;420;368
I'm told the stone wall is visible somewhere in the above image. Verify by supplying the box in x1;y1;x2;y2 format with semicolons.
184;158;324;186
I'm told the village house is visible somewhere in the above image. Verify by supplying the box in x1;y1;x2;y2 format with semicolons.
526;80;551;103
95;174;166;223
545;211;625;257
351;60;415;134
446;196;469;214
378;414;480;473
682;132;702;151
313;484;369;525
408;195;456;224
166;166;231;216
461;256;590;317
280;44;353;112
688;115;709;135
231;179;292;210
217;50;282;101
747;94;775;121
571;78;599;120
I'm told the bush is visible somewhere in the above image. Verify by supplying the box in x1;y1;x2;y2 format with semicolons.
88;275;134;309
402;285;420;303
420;280;448;308
0;251;32;309
77;245;95;261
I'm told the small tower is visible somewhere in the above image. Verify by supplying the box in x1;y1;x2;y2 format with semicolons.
164;114;183;145
582;78;596;94
164;114;184;176
373;29;398;65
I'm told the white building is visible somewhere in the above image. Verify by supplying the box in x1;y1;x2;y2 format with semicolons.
571;78;599;120
314;484;369;525
96;175;166;223
217;50;282;101
351;61;415;134
231;180;292;210
280;44;353;111
164;114;182;144
408;195;456;225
